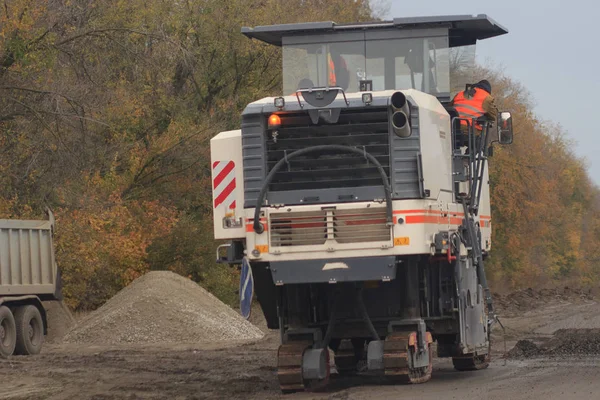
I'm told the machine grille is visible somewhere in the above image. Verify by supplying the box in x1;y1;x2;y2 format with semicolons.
269;210;328;247
266;108;390;192
333;208;391;243
269;208;391;247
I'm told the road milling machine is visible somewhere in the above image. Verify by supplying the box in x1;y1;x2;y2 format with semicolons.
211;14;514;393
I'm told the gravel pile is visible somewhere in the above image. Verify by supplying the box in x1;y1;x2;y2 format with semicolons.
507;340;540;359
43;300;76;343
508;329;600;359
544;329;600;356
64;271;264;345
248;304;270;333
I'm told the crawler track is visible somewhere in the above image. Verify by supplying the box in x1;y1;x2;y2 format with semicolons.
383;331;433;384
277;341;330;393
334;339;358;375
452;345;490;371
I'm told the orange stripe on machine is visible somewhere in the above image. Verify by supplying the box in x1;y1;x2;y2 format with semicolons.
479;215;492;228
406;215;446;224
244;210;474;233
396;209;465;226
394;209;465;216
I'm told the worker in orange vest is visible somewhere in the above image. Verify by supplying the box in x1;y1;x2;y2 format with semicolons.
450;80;498;134
328;53;337;86
328;51;350;90
295;51;350;92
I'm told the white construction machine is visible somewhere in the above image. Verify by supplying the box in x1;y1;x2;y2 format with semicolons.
211;14;514;393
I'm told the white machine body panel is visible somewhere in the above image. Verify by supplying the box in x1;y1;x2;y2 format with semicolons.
210;90;493;255
409;90;454;199
479;162;492;251
210;130;246;240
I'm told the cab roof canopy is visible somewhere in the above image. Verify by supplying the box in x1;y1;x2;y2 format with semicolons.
242;14;508;47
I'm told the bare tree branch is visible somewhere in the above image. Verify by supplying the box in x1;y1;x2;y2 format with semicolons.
4;95;78;159
54;28;157;47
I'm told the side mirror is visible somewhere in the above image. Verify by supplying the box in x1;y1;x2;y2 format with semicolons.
497;111;513;145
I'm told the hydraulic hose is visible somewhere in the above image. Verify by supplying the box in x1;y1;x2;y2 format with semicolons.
320;291;339;349
357;287;380;341
253;144;393;233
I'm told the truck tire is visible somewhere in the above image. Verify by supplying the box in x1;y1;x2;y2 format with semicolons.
0;306;16;358
14;305;44;356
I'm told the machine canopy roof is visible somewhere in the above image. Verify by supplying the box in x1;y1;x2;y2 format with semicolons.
241;14;508;47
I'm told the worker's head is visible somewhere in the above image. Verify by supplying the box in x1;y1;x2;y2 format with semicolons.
475;79;492;94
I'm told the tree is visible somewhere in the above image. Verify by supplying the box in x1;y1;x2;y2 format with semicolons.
1;0;598;309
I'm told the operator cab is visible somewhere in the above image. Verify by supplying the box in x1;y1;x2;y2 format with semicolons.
242;15;508;102
283;33;448;96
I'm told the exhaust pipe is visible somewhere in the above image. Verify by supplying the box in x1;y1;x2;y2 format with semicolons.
391;91;410;116
391;91;411;137
392;110;411;138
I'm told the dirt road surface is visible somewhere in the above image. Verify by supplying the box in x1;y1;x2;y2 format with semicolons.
2;296;600;400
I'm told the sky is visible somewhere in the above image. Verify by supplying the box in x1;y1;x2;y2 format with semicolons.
386;0;600;184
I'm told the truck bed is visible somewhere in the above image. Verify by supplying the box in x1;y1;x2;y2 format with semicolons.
0;215;57;297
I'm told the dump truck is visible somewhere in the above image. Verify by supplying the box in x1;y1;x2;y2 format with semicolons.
0;210;61;357
212;14;514;392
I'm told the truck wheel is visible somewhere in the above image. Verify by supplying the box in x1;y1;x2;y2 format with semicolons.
0;306;16;358
14;305;44;355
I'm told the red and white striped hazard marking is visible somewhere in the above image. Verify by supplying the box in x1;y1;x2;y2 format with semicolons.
213;160;236;209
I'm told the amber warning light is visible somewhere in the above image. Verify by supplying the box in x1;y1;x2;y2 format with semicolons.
268;114;281;128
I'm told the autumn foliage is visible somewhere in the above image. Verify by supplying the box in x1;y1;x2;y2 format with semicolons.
0;0;375;309
1;1;598;310
481;68;600;288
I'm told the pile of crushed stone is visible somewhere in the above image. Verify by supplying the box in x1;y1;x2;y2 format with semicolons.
248;303;270;333
64;271;264;345
43;300;76;344
544;329;600;356
507;340;541;359
507;329;600;359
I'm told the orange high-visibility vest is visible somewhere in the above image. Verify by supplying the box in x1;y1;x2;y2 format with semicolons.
328;53;336;86
453;87;488;131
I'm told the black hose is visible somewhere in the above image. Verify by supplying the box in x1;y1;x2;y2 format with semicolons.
320;292;338;349
357;287;380;341
253;144;393;233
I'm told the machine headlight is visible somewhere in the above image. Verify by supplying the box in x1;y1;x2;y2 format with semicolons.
274;97;285;109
